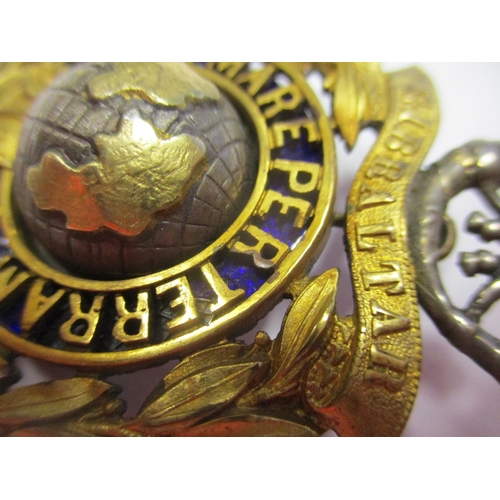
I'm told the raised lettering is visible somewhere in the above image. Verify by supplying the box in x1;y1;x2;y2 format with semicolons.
231;225;289;269
385;132;423;156
112;291;150;344
206;62;247;79
0;259;30;303
60;293;104;345
272;159;320;194
156;277;198;333
200;262;244;314
365;344;408;390
356;221;396;251
402;89;428;106
357;184;395;210
398;110;426;131
361;261;404;295
21;279;66;331
366;156;406;181
256;84;304;119
258;190;313;228
235;65;276;96
371;299;410;337
269;118;320;149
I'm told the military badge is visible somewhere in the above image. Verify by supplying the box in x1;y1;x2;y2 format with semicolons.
0;62;497;436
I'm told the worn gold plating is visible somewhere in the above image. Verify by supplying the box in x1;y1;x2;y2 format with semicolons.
89;62;221;107
0;63;440;436
0;63;336;370
28;113;208;235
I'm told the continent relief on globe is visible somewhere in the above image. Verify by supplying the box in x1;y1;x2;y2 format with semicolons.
12;62;256;277
27;112;209;236
88;62;221;108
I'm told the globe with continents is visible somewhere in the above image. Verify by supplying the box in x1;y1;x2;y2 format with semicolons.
12;62;257;278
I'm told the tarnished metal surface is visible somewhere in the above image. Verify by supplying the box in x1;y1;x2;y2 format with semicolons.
13;63;256;277
0;62;498;436
409;140;500;382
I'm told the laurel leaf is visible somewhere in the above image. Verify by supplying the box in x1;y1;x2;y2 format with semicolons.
264;269;339;395
138;343;247;413
164;343;246;388
322;64;339;92
0;378;112;427
333;63;367;148
184;413;318;437
139;360;264;426
354;62;389;123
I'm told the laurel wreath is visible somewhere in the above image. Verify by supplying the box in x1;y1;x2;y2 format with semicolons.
0;269;356;437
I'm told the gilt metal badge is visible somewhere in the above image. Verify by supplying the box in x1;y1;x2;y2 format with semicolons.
0;62;496;437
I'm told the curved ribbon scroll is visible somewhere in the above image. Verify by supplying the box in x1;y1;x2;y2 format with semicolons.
335;68;439;436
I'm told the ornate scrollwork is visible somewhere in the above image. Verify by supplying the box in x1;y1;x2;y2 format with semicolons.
409;140;500;382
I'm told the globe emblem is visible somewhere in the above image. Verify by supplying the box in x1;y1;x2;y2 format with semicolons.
12;62;257;278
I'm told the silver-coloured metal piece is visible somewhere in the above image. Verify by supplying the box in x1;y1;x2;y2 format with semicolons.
409;140;500;383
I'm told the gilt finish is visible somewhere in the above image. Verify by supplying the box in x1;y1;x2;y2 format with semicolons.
0;62;439;436
13;62;256;277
